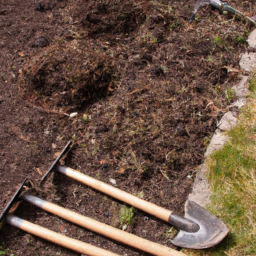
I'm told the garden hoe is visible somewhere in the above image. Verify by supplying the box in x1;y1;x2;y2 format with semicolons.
0;179;120;256
189;0;256;25
41;141;229;250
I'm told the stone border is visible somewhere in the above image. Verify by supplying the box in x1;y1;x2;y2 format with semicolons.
187;29;256;208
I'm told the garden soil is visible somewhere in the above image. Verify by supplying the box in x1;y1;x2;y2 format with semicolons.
0;0;255;255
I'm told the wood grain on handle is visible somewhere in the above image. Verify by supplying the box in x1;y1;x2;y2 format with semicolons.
57;165;173;223
6;214;119;256
21;193;186;256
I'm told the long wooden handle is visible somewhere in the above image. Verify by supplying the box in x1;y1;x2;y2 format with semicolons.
6;214;119;256
21;193;186;256
57;165;173;223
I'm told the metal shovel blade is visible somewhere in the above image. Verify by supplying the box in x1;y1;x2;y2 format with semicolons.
172;200;228;249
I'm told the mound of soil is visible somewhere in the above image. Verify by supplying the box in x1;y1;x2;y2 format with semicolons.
19;40;116;111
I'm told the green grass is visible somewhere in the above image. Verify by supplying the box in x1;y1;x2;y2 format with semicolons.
184;73;256;256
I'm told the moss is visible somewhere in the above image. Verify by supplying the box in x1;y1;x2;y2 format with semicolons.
120;205;135;226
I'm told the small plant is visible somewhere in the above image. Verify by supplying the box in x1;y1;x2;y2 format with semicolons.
235;36;246;45
82;113;88;122
214;84;222;94
225;87;235;104
120;205;135;226
207;56;214;63
0;244;14;256
213;36;224;46
170;20;182;30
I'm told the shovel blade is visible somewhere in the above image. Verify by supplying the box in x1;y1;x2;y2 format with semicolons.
172;200;228;249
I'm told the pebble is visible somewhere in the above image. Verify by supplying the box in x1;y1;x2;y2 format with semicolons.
69;112;78;118
109;178;117;186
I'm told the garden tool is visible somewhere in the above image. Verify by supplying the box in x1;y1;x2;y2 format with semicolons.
41;141;229;249
189;0;256;25
0;179;120;256
19;191;186;256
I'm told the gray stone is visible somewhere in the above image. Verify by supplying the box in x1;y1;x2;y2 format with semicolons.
247;29;256;48
232;76;249;98
188;163;211;208
204;130;229;158
239;52;256;72
217;111;237;131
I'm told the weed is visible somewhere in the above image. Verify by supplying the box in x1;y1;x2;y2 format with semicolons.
225;87;235;104
213;36;224;46
207;56;214;63
235;36;246;45
82;113;88;122
136;191;144;199
120;205;135;226
170;20;182;30
214;84;222;94
165;227;177;240
0;244;14;256
152;37;158;43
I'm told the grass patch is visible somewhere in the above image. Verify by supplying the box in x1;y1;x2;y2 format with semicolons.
184;73;256;256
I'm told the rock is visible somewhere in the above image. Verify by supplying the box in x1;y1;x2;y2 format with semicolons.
69;112;78;118
204;130;229;158
188;163;211;208
247;28;256;48
232;76;249;98
217;111;238;131
109;178;117;186
239;52;256;72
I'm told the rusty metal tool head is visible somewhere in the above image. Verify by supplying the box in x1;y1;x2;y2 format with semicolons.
41;141;228;249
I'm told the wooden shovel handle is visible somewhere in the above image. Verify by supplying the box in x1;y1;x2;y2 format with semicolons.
57;165;173;223
21;193;186;256
6;214;119;256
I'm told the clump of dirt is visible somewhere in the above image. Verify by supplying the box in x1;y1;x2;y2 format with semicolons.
65;0;147;36
18;40;116;111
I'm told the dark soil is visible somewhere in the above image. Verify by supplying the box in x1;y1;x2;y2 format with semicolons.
0;0;255;255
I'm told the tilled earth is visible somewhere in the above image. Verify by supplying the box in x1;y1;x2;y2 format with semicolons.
0;0;255;255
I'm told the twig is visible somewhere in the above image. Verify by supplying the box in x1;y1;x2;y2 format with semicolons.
25;101;69;116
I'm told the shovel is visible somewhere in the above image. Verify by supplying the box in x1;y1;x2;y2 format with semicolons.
0;179;120;256
42;141;228;249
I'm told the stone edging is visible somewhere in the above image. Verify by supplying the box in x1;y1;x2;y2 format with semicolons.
187;29;256;207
